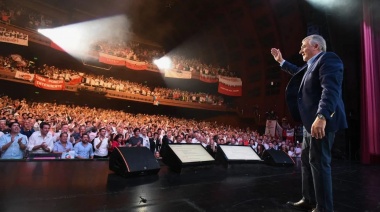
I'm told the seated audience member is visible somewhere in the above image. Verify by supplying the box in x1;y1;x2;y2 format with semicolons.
74;134;94;159
27;122;54;153
128;128;142;147
53;132;74;154
20;119;34;138
93;127;109;158
0;122;28;159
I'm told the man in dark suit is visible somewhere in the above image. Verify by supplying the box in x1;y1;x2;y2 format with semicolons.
271;34;347;212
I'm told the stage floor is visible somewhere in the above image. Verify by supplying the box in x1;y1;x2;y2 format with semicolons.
0;159;379;212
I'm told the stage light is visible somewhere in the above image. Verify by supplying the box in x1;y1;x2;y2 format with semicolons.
37;15;131;59
153;56;172;70
306;0;357;12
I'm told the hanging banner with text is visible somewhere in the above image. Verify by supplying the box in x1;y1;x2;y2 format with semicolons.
0;27;28;46
199;73;218;83
34;75;65;90
15;71;34;82
98;53;125;66
125;59;147;70
265;120;277;137
164;69;192;79
217;76;242;96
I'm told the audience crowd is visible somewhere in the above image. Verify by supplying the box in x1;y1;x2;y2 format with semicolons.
0;54;224;105
0;96;299;160
0;0;56;29
92;39;238;78
0;0;299;162
1;0;238;79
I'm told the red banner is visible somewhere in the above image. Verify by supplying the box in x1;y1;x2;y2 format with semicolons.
67;75;82;85
34;75;65;90
218;83;242;96
199;73;218;83
125;59;147;70
98;53;125;66
50;42;65;52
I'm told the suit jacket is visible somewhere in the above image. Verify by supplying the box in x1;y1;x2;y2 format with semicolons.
282;52;348;133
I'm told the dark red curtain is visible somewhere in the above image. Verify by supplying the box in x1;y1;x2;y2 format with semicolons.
361;0;380;164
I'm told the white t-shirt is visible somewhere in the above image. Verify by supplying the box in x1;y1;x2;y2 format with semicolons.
93;137;109;157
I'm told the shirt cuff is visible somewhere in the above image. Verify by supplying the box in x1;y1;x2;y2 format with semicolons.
280;60;285;66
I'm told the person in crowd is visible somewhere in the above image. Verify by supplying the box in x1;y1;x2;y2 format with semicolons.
108;133;125;153
255;144;265;158
267;142;275;150
54;123;71;142
288;146;296;158
128;128;142;147
0;122;28;159
27;121;54;153
154;151;161;159
250;138;258;150
20;118;34;138
53;132;74;154
88;127;98;141
295;143;302;158
149;132;159;153
0;119;10;134
271;34;347;212
281;144;288;153
206;138;217;158
74;134;94;159
93;127;109;158
140;128;150;149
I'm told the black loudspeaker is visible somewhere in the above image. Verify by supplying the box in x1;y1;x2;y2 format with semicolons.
162;144;215;172
109;147;160;177
262;149;295;166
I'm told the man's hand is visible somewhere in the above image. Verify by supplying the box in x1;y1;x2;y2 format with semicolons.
311;117;326;139
270;48;284;64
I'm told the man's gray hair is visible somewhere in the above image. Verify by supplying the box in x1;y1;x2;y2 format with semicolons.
303;34;327;52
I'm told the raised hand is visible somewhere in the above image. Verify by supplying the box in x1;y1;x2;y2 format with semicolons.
270;48;284;63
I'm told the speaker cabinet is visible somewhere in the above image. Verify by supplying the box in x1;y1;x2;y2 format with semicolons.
162;144;215;172
262;149;295;166
109;147;160;177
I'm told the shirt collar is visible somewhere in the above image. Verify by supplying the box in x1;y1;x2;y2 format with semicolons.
307;51;323;67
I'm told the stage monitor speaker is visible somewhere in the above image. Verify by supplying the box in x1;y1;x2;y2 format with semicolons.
109;147;160;177
162;144;215;172
216;145;263;165
262;149;295;166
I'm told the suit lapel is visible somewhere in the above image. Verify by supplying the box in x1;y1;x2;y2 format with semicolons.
299;52;325;92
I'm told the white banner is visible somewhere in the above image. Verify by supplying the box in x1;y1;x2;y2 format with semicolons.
218;76;242;86
265;120;277;137
164;69;192;79
0;27;28;46
15;71;34;82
